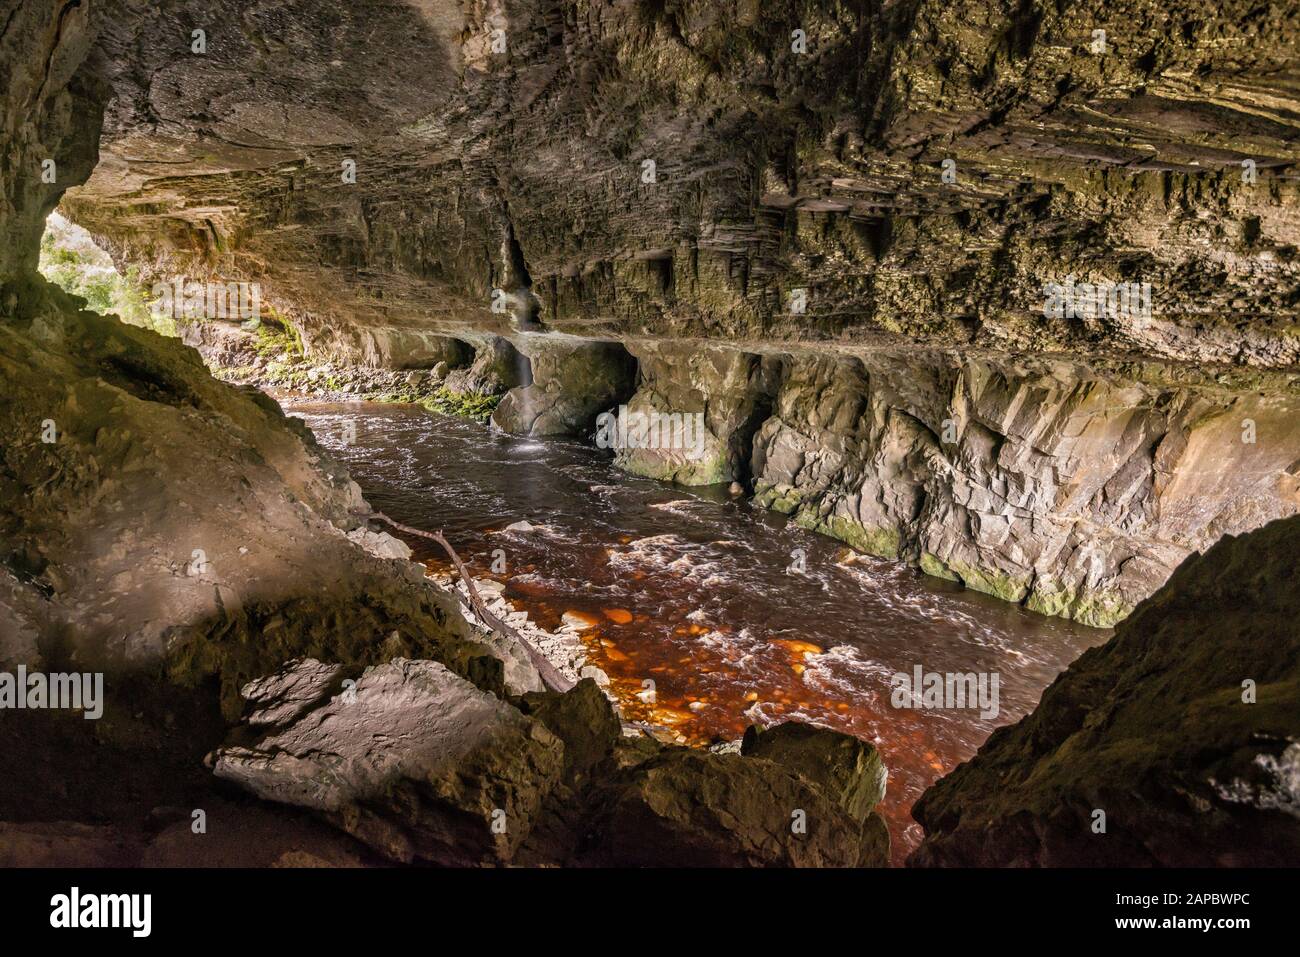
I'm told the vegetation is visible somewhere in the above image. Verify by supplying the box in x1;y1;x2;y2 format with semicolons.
252;316;306;361
417;388;502;420
38;212;175;337
371;385;502;421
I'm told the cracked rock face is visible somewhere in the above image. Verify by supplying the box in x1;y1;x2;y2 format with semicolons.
213;662;894;867
750;351;1300;625
56;0;1300;368
909;515;1300;866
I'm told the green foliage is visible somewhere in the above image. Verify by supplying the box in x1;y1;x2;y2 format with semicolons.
38;214;176;337
417;388;502;420
370;385;501;420
252;317;306;360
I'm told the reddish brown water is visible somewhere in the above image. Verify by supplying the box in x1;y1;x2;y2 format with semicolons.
288;398;1108;863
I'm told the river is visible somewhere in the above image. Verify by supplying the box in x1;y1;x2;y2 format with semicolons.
287;397;1107;863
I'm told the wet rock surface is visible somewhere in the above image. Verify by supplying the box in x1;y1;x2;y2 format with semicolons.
910;514;1300;866
750;352;1300;626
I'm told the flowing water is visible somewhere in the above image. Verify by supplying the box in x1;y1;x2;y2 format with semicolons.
287;397;1108;863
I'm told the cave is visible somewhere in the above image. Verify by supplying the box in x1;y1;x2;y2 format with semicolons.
1;0;1298;921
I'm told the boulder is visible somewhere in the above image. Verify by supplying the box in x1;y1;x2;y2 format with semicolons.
577;746;889;867
212;658;565;865
518;678;622;781
741;721;887;823
491;341;636;437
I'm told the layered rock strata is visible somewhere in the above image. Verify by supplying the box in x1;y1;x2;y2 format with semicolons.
213;662;893;867
598;343;1300;625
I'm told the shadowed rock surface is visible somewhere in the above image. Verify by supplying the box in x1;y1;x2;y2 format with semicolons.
910;514;1300;866
213;658;566;865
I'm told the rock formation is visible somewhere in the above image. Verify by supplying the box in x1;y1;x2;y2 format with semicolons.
910;514;1300;866
11;0;1289;623
212;664;893;867
1;0;1299;869
212;658;567;865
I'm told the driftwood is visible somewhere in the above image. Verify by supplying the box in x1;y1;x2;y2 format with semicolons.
369;511;575;693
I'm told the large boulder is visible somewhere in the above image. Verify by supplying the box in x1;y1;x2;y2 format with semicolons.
910;515;1300;866
491;340;637;437
518;678;623;782
211;658;565;865
741;721;888;824
577;743;889;868
613;343;781;486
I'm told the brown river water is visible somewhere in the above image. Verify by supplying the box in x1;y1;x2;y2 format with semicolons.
287;397;1108;863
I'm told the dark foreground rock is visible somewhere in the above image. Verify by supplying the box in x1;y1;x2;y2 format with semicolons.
213;664;892;867
910;515;1300;866
742;720;888;824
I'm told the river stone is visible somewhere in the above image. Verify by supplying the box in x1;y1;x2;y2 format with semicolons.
346;527;413;561
910;515;1300;867
491;340;636;437
212;657;565;865
741;721;888;823
613;342;781;486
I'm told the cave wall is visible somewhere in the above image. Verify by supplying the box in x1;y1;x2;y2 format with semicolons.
606;344;1300;625
54;0;1300;366
12;0;1300;627
910;514;1300;866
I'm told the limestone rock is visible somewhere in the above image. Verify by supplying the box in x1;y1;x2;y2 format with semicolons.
518;678;623;781
212;657;565;865
346;527;413;561
749;353;1300;626
491;340;636;437
579;746;889;867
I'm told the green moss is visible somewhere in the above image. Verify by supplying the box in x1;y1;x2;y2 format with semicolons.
919;551;961;582
941;558;1031;603
752;481;804;514
252;317;305;361
1026;580;1134;627
364;387;500;420
618;449;732;486
419;388;501;419
793;510;901;560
